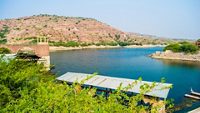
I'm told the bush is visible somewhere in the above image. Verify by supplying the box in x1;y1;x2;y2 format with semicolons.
49;41;79;47
0;25;9;44
118;41;130;46
164;43;181;52
107;42;118;46
65;41;79;47
80;43;92;47
0;47;11;54
164;42;199;54
49;41;134;47
95;43;101;46
0;58;173;112
180;43;199;53
95;42;118;46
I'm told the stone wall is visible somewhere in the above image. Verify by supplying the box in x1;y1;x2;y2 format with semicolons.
0;44;49;57
0;44;50;70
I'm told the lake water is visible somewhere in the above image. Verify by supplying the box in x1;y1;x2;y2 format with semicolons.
50;47;200;112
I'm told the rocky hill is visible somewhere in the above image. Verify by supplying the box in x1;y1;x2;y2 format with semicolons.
0;14;174;45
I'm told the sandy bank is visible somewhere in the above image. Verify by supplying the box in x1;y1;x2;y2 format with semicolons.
124;45;165;48
150;50;200;62
49;45;120;51
50;45;164;52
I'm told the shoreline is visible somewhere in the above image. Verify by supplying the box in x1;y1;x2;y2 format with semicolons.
150;50;200;62
49;45;165;52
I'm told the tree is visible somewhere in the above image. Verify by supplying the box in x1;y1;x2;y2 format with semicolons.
0;58;173;112
0;25;9;44
164;43;181;52
118;41;130;46
0;47;11;54
164;42;199;54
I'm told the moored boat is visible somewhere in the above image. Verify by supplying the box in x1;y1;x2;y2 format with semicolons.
191;88;200;96
184;94;200;100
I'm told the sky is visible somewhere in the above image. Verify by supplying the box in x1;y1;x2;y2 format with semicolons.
0;0;199;39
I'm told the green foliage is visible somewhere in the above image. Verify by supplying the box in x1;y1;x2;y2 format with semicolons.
50;41;120;47
0;58;173;112
118;41;130;46
30;39;37;44
0;47;11;54
0;25;9;44
180;42;199;53
50;41;79;47
94;41;130;47
80;43;92;47
164;42;199;54
95;42;118;46
65;41;79;47
107;42;118;46
164;43;181;52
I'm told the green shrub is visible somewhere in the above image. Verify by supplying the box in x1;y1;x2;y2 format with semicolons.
0;25;9;44
118;41;130;46
80;43;92;47
180;43;199;53
93;42;118;46
65;41;79;47
95;43;101;46
49;41;79;47
0;39;7;44
107;42;118;46
164;43;181;52
49;40;134;47
0;58;173;112
164;42;199;54
0;47;11;54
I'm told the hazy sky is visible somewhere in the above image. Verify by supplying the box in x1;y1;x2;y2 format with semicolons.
0;0;199;39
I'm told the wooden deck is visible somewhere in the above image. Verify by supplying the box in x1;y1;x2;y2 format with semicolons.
57;72;172;99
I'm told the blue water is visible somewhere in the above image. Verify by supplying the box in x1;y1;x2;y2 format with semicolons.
50;47;200;112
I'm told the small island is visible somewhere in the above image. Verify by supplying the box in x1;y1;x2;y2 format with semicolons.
150;40;200;62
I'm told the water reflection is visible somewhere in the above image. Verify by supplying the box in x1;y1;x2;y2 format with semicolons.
161;59;200;69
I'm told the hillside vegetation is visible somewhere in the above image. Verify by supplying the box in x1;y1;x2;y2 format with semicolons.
0;14;174;46
0;58;173;112
0;47;11;54
0;25;9;44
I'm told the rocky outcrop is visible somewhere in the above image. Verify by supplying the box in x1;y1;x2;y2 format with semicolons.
150;50;200;62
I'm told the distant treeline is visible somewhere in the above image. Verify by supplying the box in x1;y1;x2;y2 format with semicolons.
49;41;143;47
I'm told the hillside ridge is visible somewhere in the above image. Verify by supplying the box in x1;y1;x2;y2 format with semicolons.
0;14;173;45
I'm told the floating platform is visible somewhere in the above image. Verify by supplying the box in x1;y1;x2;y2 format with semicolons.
191;88;200;97
57;72;172;99
184;94;200;100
